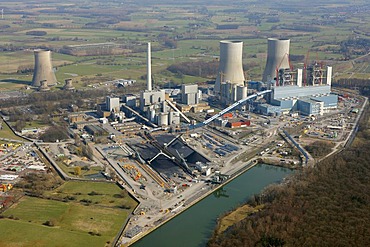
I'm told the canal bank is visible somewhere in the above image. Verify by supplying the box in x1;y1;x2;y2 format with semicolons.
124;159;259;246
132;164;292;247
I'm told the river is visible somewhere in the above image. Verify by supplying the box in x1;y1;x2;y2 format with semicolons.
133;164;292;247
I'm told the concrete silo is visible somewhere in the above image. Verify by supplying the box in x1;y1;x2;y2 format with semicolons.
262;38;290;83
214;40;245;94
32;49;58;87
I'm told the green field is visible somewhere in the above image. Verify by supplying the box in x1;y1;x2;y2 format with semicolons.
0;0;369;91
0;119;25;141
55;160;105;179
0;181;138;247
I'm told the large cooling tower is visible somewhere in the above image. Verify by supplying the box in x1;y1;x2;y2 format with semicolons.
32;49;57;87
214;40;245;94
262;38;290;83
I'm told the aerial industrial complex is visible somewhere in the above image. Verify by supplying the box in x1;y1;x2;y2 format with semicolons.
2;35;362;247
27;37;338;125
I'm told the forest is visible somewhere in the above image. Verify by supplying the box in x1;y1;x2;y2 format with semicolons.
208;105;370;246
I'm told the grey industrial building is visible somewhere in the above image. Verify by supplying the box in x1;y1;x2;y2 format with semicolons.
137;43;182;126
181;84;201;105
106;96;120;112
219;83;247;105
140;90;166;112
258;76;337;116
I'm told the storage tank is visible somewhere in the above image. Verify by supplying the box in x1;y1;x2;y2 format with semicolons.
32;49;58;87
214;40;245;94
262;38;290;83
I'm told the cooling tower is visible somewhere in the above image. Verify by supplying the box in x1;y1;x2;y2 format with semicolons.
214;40;245;94
32;49;58;87
262;38;290;83
39;80;50;92
64;78;75;90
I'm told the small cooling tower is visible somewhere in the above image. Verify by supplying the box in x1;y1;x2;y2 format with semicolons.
64;78;75;90
262;38;290;83
32;49;57;87
214;40;245;94
39;80;50;91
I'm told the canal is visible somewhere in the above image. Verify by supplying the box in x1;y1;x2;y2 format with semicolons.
133;164;293;247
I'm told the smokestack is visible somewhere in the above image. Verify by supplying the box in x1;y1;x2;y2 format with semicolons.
262;38;290;83
215;40;245;94
147;42;152;91
32;49;57;87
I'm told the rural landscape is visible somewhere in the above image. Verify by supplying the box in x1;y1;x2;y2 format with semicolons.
0;0;369;246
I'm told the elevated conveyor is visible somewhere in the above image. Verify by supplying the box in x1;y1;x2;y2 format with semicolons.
189;90;271;129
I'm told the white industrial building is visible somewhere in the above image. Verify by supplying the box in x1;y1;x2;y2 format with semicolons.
181;84;201;105
106;96;120;112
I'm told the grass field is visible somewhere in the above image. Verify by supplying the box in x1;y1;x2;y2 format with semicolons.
0;119;25;141
44;180;136;207
0;1;369;89
54;160;105;179
217;204;264;234
0;181;138;247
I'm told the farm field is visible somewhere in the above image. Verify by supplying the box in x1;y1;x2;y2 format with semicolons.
0;0;368;91
0;181;138;247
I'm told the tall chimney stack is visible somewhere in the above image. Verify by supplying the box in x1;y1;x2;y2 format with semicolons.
147;42;152;91
32;49;57;87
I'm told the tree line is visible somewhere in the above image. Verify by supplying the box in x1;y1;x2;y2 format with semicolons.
167;60;218;78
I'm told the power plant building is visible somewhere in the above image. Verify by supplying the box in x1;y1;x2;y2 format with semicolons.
138;42;181;126
259;64;337;116
32;49;58;87
106;96;120;112
219;83;247;105
181;84;201;105
140;90;166;112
